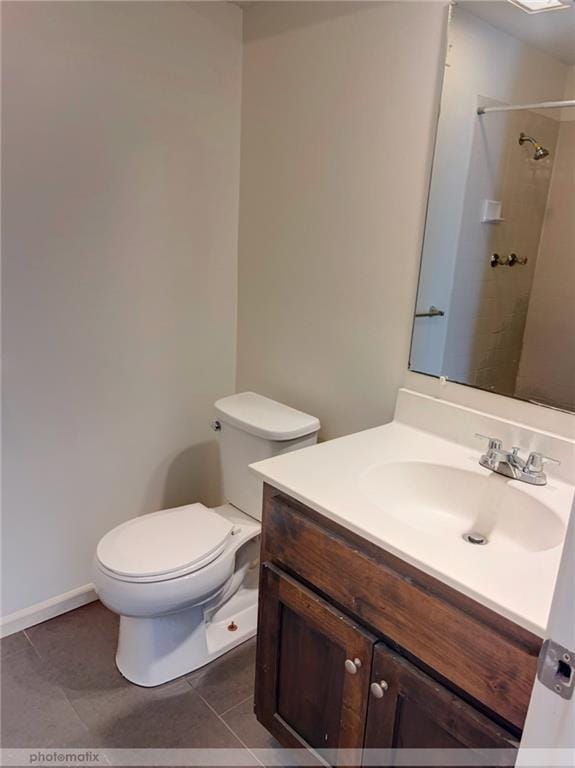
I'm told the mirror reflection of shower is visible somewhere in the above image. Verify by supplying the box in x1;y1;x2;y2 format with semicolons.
518;132;550;160
409;1;575;413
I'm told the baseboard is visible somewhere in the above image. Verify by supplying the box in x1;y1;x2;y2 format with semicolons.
0;584;98;638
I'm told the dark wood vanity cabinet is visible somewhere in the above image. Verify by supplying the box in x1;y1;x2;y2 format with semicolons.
257;562;376;751
365;644;517;756
255;485;541;764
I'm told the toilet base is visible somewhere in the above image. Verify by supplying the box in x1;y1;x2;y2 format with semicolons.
116;578;258;687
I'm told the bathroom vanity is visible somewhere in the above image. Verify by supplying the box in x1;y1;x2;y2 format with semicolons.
250;389;574;762
255;484;532;757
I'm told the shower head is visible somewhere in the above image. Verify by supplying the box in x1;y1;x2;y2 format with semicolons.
519;132;549;160
534;145;550;160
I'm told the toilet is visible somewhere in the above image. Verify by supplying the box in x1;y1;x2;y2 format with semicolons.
93;392;320;687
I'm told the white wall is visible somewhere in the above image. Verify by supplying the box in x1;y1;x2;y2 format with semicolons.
2;2;242;618
236;1;448;440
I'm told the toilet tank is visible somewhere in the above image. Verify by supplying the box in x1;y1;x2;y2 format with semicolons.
213;392;320;521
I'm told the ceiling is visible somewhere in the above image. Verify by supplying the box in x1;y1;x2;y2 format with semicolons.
232;1;575;65
463;0;575;64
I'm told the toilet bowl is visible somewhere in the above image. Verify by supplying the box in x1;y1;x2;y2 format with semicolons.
93;502;261;687
93;393;320;687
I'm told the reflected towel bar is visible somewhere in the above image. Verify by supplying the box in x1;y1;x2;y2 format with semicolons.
415;306;445;318
477;100;575;115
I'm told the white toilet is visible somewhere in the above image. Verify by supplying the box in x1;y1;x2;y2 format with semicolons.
93;392;320;687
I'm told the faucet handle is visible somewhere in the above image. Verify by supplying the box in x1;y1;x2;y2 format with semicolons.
525;452;561;475
475;433;503;452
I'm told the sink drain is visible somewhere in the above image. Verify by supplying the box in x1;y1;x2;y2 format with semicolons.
463;532;488;546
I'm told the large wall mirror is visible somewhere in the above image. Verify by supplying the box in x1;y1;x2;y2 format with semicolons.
410;0;574;413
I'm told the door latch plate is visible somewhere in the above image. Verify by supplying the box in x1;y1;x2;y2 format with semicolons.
537;639;574;700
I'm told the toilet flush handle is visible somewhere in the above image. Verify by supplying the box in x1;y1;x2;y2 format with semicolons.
210;420;221;432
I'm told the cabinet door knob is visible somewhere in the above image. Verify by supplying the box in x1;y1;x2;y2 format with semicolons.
344;658;362;674
370;680;389;698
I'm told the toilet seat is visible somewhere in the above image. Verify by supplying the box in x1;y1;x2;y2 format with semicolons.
96;503;235;583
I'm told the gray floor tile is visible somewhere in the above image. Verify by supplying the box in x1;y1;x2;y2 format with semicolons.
9;602;263;757
187;638;256;715
26;601;247;748
72;677;247;749
0;646;98;748
223;699;321;768
26;601;121;694
222;697;280;750
0;631;32;659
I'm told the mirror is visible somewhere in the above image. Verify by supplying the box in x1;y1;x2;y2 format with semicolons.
410;0;575;413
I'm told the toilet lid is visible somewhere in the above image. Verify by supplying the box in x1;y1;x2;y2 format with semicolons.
96;503;234;579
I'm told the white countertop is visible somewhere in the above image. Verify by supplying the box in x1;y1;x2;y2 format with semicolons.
251;410;574;637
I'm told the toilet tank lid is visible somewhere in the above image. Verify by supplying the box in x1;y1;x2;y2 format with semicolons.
214;392;320;441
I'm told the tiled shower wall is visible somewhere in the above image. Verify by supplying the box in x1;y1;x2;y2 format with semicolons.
442;108;559;395
516;92;575;411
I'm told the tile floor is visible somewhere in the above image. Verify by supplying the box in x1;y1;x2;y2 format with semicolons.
1;601;280;762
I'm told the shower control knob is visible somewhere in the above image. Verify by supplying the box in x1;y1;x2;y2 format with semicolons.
509;253;528;266
345;658;362;675
370;681;389;699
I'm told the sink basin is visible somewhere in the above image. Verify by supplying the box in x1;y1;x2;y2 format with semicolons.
360;461;565;552
251;390;574;634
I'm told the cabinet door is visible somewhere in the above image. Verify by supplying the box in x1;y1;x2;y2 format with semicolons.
255;562;376;753
364;643;518;766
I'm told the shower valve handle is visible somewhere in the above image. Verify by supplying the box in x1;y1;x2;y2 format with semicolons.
509;253;528;266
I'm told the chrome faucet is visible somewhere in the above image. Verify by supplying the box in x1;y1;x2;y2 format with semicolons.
475;434;560;486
